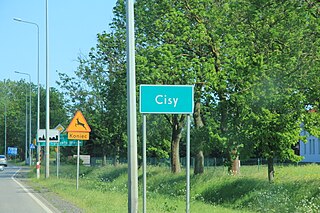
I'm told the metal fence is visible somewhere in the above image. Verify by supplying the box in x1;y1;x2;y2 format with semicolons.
90;157;301;168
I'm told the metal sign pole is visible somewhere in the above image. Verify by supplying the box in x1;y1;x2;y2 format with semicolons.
186;115;191;213
45;0;50;179
76;140;80;190
36;143;40;179
139;84;194;212
30;148;32;165
56;144;59;178
143;114;147;213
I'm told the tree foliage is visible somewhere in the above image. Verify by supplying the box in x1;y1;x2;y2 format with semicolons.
58;0;319;180
0;80;67;160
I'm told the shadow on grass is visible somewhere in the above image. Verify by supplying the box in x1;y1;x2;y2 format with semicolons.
201;177;267;205
143;173;186;196
99;166;128;182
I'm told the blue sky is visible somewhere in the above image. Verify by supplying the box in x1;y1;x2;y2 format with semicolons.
0;0;117;88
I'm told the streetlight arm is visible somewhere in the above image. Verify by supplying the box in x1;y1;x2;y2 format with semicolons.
13;17;39;29
14;71;31;80
13;17;22;22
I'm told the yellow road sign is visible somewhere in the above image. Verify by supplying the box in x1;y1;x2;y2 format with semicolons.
68;132;89;140
66;111;91;133
55;124;65;133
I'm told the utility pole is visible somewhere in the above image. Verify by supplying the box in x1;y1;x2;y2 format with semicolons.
45;0;50;178
126;0;138;212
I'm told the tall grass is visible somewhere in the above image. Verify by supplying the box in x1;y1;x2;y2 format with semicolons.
30;164;320;212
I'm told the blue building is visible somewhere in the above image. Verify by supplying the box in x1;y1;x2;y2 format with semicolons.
299;130;320;163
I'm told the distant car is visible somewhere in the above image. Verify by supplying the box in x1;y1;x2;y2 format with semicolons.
0;155;7;167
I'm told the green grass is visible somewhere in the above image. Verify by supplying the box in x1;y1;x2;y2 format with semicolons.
30;164;320;212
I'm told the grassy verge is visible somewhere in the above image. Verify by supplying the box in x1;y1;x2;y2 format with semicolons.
30;164;320;212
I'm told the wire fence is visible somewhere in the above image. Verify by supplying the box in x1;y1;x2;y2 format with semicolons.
90;157;307;168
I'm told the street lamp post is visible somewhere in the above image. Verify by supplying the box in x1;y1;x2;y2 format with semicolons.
13;18;40;168
4;96;6;157
126;0;138;212
45;0;50;178
15;71;32;166
25;88;28;163
0;80;8;156
3;80;7;157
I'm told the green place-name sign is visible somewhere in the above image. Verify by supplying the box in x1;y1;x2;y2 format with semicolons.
140;85;194;114
37;141;83;147
37;134;83;146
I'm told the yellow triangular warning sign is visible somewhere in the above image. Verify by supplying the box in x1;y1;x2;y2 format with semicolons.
66;111;91;132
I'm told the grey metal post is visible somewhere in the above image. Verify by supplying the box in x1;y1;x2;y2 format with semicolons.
4;80;7;156
25;88;28;163
126;0;138;212
15;71;31;165
56;144;59;178
36;22;40;171
13;18;39;166
4;100;6;156
76;140;80;190
143;114;147;213
45;0;50;178
186;115;191;213
29;75;32;166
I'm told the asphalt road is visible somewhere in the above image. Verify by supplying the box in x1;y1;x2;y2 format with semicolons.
0;165;59;213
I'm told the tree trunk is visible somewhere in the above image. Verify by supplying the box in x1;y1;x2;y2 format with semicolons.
229;149;240;175
100;146;107;166
193;98;205;175
170;114;184;174
194;150;204;174
171;135;181;173
218;92;240;175
103;154;107;166
114;145;120;166
267;157;274;183
226;151;233;173
218;92;228;134
231;156;240;175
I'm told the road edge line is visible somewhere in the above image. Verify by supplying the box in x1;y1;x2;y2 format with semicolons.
11;168;56;213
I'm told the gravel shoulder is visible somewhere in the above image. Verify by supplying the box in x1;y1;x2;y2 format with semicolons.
14;166;84;213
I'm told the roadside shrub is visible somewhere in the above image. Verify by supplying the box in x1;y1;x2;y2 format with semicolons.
66;157;83;165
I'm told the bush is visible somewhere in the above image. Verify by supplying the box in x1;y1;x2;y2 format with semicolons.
65;157;83;165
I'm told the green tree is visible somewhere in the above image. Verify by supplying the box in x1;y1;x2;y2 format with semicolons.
134;0;259;174
0;80;67;161
58;1;128;164
134;0;319;177
238;0;319;182
0;80;28;158
58;0;319;181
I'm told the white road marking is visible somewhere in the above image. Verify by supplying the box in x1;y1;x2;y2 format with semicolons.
11;168;55;213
